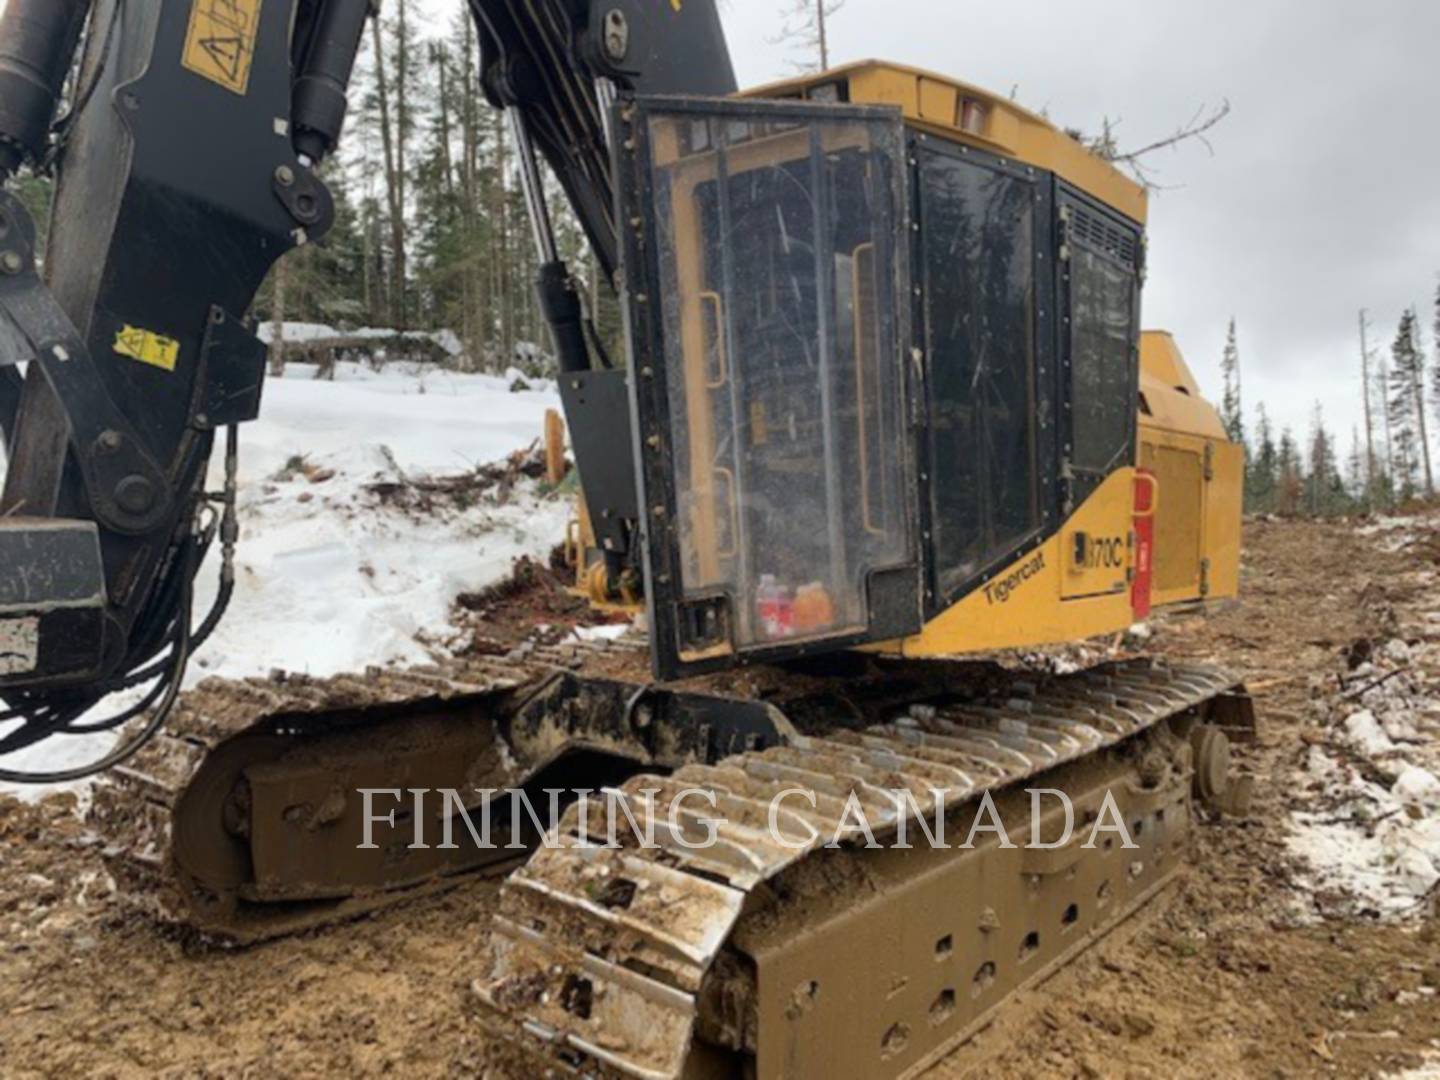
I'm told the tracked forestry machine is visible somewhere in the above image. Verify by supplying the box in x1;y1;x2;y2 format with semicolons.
0;1;1254;1075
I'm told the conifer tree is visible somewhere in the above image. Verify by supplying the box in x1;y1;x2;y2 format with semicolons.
1246;402;1278;513
1389;310;1426;500
1219;318;1245;446
1305;403;1338;516
1277;426;1302;516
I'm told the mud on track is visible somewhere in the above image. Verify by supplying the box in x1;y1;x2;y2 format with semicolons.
2;515;1439;1078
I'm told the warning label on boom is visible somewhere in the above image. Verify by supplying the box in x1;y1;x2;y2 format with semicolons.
182;0;263;96
114;325;181;373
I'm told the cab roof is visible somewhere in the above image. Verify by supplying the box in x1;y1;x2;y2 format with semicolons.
745;60;1148;226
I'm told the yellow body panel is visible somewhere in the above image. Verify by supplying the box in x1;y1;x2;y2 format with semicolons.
1138;331;1242;606
1205;441;1244;598
1139;331;1226;438
867;332;1243;659
744;61;1148;226
883;469;1138;658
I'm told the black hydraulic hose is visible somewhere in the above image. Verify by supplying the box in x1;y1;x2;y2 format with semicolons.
114;555;190;681
111;530;208;688
0;420;242;776
0;705;74;754
62;680;168;735
43;0;127;172
116;559;231;694
0;553;194;784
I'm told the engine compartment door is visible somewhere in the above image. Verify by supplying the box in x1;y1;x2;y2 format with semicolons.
615;96;922;680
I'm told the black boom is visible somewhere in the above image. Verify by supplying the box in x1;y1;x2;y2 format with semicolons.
0;0;735;779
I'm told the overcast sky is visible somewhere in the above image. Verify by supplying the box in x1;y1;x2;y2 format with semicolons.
422;0;1440;452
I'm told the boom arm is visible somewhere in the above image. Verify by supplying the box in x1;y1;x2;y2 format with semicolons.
468;0;734;280
0;0;733;779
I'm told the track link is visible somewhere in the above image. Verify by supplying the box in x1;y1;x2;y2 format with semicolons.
474;659;1246;1078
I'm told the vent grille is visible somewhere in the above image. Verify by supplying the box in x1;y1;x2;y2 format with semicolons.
1069;206;1138;266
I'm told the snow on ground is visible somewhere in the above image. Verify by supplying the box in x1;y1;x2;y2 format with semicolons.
192;360;568;679
1391;1046;1440;1079
1;360;568;798
1356;514;1434;553
1286;518;1440;919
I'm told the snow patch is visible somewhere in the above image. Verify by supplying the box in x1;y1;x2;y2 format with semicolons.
1394;766;1440;809
1343;710;1397;757
570;624;633;645
1285;515;1440;920
1390;1049;1440;1079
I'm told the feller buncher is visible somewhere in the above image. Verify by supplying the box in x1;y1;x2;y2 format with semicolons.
0;0;1254;1075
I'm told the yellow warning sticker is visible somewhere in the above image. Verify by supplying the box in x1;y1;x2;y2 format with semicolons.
182;0;263;96
114;325;181;373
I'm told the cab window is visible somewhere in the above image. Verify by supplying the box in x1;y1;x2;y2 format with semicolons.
1066;203;1140;487
920;150;1040;599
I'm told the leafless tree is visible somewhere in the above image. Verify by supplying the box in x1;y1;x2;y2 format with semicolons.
774;0;847;74
1359;309;1378;508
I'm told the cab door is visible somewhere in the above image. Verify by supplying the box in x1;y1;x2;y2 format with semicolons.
614;96;922;680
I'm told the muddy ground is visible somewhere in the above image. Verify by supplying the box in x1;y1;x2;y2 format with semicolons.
2;515;1439;1078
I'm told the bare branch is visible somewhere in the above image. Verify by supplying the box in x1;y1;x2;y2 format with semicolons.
1109;99;1231;165
1071;99;1232;192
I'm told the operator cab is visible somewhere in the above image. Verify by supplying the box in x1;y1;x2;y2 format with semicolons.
613;63;1147;680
